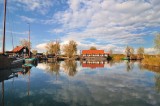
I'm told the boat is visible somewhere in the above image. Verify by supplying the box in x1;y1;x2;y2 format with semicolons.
0;0;24;70
24;23;37;64
0;0;11;70
122;57;129;60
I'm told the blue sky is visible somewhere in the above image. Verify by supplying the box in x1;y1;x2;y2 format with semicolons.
0;0;160;54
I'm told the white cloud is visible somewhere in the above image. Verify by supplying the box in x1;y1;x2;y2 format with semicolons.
19;16;36;23
44;0;160;50
35;40;125;54
13;0;53;14
48;29;64;34
33;0;159;54
36;43;47;52
145;48;157;54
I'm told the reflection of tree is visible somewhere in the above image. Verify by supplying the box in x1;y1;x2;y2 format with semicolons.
155;74;160;93
126;61;134;72
140;64;160;73
46;62;60;76
62;60;77;76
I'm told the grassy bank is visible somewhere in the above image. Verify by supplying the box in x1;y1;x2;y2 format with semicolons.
112;54;125;61
142;55;160;67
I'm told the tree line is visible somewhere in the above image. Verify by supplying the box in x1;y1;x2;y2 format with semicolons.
45;40;77;58
19;33;160;57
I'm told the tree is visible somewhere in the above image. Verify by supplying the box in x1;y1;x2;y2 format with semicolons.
109;49;113;55
154;33;160;53
137;47;144;58
20;39;31;49
63;40;77;58
125;46;134;57
46;41;60;55
130;47;134;55
90;46;97;50
32;49;37;55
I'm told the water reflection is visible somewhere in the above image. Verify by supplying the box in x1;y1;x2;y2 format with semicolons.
155;74;160;93
1;60;160;106
125;60;134;72
62;60;77;76
1;81;4;106
46;62;60;76
0;64;34;106
81;61;105;69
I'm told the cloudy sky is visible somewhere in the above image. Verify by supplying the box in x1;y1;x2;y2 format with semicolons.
0;0;160;54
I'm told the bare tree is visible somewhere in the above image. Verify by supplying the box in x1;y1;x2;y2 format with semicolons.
63;40;77;58
125;46;134;57
130;47;134;55
46;41;60;55
20;39;31;49
32;49;37;55
154;33;160;54
125;46;130;57
90;46;97;50
137;47;144;58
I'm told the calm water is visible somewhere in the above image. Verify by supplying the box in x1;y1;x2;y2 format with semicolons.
1;61;160;106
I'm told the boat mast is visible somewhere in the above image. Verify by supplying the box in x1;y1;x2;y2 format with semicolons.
2;0;7;54
28;23;30;58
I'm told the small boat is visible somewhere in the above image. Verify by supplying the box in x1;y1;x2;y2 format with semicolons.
11;58;25;68
23;63;37;67
122;57;129;60
25;57;37;64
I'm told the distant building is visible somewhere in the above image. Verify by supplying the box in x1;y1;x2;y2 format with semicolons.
81;50;109;57
6;46;31;57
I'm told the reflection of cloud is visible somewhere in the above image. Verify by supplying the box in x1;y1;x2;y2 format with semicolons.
36;63;48;70
3;62;160;105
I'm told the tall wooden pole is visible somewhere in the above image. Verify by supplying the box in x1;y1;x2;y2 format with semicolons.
28;23;30;58
2;0;7;54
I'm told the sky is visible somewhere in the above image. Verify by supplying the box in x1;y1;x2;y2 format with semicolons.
0;0;160;54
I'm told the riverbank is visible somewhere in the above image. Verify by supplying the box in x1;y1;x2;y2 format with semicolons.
142;56;160;67
111;54;125;62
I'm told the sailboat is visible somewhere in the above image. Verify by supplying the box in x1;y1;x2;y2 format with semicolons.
0;0;12;70
0;0;24;70
24;23;37;65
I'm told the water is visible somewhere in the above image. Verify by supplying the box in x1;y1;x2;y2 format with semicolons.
1;60;160;106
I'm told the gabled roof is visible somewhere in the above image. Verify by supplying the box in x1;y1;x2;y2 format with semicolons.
12;46;24;53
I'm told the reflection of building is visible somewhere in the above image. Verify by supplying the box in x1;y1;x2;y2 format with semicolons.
82;61;105;69
82;50;109;57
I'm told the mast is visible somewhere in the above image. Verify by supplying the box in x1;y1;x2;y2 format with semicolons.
2;0;7;54
28;23;30;58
